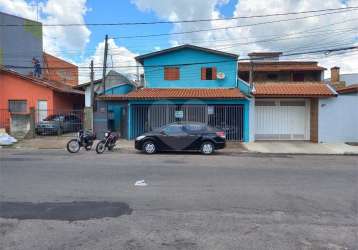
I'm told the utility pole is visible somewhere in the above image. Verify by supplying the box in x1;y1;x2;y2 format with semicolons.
249;61;255;90
89;60;95;131
101;35;109;131
90;60;94;107
136;61;140;86
102;34;109;95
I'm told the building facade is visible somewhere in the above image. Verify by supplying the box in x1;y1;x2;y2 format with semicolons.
239;52;336;142
0;12;43;76
100;45;251;141
42;53;79;86
319;67;358;143
76;70;136;134
0;68;84;132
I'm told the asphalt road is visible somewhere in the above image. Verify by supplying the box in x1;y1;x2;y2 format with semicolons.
0;149;357;250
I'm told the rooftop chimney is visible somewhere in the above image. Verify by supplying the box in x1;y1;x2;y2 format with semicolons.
331;66;340;83
330;66;345;89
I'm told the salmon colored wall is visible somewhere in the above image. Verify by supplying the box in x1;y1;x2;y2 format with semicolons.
0;73;54;111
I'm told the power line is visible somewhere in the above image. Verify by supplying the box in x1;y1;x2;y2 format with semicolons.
1;6;357;27
4;45;358;70
112;9;358;39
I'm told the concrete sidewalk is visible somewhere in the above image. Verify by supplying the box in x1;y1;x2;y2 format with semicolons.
3;136;358;155
243;141;358;155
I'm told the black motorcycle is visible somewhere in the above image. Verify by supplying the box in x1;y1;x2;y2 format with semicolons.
67;130;96;153
96;131;119;154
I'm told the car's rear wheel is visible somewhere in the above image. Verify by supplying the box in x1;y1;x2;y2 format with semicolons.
142;141;156;154
201;141;214;155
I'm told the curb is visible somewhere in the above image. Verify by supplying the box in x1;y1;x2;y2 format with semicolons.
2;146;357;156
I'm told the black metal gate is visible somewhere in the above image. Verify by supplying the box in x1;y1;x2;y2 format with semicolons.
131;104;243;141
35;109;84;137
93;101;108;138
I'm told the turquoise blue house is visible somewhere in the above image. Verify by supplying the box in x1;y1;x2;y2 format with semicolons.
100;44;251;141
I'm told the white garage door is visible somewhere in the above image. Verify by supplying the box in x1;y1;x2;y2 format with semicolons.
255;99;310;140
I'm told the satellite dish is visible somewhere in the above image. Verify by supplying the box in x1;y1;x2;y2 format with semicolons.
217;72;225;79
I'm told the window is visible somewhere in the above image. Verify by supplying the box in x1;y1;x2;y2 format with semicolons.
184;124;205;133
267;73;278;80
164;67;180;80
201;67;217;80
280;101;306;106
162;124;185;136
256;101;276;106
8;100;27;113
293;72;305;82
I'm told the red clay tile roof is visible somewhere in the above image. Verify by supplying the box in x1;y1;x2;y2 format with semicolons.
239;61;326;72
0;68;84;95
336;84;358;94
254;82;336;97
99;88;245;100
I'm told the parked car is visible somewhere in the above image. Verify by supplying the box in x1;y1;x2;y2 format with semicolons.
36;114;82;135
135;122;226;155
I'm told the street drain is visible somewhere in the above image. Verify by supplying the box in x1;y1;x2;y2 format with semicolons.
0;201;132;221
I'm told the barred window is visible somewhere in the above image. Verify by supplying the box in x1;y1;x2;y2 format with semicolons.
8;100;27;113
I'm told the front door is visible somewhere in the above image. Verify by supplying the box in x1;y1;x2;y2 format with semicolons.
255;99;310;140
37;100;48;121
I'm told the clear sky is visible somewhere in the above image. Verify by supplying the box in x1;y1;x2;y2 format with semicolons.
0;0;357;82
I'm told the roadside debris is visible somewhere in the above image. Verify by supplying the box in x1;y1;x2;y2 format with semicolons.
134;180;147;186
0;132;17;146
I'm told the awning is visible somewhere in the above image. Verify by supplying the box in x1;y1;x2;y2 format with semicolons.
253;82;336;97
99;88;245;100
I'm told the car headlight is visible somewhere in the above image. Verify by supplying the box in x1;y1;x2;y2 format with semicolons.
105;132;109;137
136;135;146;141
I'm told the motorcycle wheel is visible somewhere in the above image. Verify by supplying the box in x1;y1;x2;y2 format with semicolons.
67;139;80;153
96;141;106;154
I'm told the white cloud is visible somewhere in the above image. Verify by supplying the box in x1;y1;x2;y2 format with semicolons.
0;0;139;84
79;39;139;83
0;0;91;55
132;0;358;77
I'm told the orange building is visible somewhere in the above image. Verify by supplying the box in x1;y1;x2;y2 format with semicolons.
0;68;84;131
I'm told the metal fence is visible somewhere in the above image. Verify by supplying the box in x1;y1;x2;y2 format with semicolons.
0;109;11;132
131;104;244;141
35;109;84;137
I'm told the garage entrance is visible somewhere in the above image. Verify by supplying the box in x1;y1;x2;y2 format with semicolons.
131;104;244;141
255;99;310;140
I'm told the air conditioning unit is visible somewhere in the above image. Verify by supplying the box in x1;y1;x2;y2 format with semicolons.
217;72;225;79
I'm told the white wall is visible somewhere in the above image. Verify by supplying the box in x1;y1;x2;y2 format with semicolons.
85;87;91;107
249;98;255;142
319;94;358;143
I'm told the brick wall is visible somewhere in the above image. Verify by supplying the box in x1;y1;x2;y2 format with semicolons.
43;53;79;86
310;98;319;142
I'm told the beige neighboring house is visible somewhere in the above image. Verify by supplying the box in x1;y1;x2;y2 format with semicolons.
239;52;336;142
